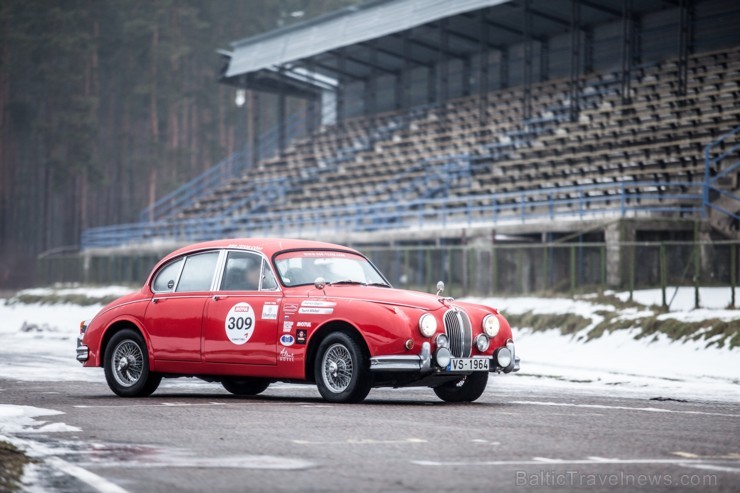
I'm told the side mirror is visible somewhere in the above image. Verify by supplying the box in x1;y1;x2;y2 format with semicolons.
435;281;445;297
314;277;327;290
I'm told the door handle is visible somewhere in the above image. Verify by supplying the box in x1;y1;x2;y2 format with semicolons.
152;298;162;304
213;295;228;301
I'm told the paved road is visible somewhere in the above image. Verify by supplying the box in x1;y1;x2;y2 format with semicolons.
1;376;738;492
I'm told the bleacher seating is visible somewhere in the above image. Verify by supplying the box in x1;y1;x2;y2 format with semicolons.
175;46;740;229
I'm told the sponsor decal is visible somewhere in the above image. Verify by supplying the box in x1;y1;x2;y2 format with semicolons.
261;303;278;320
301;300;336;308
301;251;349;258
226;244;263;251
280;334;295;347
278;348;294;362
284;303;299;314
296;329;307;344
225;302;255;345
283;321;294;332
296;321;311;328
298;307;334;315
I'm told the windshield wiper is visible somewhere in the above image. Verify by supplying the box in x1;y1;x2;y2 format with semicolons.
366;282;391;288
328;280;366;286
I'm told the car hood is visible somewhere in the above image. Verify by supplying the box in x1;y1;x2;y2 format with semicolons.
299;285;446;311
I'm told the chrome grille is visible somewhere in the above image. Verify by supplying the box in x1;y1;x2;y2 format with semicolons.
443;309;472;357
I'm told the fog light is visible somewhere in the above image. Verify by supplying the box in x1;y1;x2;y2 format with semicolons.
405;339;415;350
435;347;451;368
435;333;449;348
494;347;512;368
475;334;490;352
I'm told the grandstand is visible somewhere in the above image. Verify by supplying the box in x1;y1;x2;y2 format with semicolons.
74;0;739;289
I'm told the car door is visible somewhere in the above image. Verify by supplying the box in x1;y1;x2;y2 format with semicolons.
202;250;281;365
144;250;219;362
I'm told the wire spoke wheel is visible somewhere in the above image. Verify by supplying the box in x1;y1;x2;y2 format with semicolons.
112;340;144;387
104;328;161;397
321;343;354;393
314;332;371;403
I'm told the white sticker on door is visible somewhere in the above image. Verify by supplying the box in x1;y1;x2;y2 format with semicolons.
225;302;255;345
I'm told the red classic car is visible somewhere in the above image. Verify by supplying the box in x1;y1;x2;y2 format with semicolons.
77;238;519;403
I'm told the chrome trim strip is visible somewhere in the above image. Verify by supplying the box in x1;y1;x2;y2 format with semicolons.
369;355;421;372
369;342;433;372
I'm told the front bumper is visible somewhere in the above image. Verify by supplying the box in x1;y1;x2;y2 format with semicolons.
369;342;520;373
76;334;89;363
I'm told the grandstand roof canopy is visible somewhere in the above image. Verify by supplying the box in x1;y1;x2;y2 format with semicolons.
220;0;683;94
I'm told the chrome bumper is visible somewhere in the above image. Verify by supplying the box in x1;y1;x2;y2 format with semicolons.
370;342;432;372
76;335;89;363
369;342;521;373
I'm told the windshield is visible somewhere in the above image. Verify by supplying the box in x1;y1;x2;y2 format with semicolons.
274;251;389;287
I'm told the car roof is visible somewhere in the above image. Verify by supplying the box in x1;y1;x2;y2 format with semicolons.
163;238;361;262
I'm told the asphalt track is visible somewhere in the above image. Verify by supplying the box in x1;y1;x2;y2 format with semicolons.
1;376;739;493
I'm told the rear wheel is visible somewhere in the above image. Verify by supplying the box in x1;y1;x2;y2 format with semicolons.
222;378;270;396
433;372;488;402
104;329;161;397
314;332;371;403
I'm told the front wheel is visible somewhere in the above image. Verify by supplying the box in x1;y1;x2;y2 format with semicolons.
222;378;270;396
314;332;371;403
433;372;488;402
104;328;161;397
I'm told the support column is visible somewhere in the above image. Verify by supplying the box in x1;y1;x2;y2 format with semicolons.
478;9;490;127
251;90;260;166
605;220;636;287
522;0;533;120
569;0;582;122
676;0;695;99
620;0;635;105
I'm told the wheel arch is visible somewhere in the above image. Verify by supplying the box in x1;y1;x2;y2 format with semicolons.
100;318;153;368
304;320;369;384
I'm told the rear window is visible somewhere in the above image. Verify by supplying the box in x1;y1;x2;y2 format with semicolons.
175;252;219;292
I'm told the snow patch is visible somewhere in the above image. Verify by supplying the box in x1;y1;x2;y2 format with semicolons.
0;405;80;434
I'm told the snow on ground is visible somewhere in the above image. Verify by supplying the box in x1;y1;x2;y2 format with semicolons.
0;286;737;402
467;288;739;403
0;405;80;434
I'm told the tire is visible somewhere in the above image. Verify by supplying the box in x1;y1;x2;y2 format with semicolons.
222;378;270;396
433;372;488;403
314;332;371;403
104;328;161;397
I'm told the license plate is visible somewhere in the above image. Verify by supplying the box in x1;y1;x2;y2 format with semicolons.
447;358;490;372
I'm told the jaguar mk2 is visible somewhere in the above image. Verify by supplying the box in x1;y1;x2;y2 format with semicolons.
77;238;519;403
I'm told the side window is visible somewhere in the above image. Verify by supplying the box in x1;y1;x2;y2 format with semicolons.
261;259;278;291
175;252;219;292
220;251;262;291
152;258;184;293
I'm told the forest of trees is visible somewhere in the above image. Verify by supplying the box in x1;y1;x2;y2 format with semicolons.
0;0;357;287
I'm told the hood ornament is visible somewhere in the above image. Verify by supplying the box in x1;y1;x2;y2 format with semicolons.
435;281;454;304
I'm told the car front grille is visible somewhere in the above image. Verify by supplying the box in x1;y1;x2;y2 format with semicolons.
444;308;472;357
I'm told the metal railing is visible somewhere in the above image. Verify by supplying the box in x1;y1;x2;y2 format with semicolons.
704;124;740;221
82;181;704;249
138;108;309;222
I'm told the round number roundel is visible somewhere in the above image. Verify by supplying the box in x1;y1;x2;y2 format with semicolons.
225;302;255;345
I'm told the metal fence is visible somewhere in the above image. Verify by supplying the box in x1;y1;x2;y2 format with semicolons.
36;241;738;308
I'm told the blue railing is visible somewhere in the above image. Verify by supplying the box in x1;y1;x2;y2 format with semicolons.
139;108;309;222
82;181;704;249
704;125;740;221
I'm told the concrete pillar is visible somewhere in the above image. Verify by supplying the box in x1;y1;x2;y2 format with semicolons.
605;220;635;287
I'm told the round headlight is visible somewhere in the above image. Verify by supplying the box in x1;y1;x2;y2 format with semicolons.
482;314;500;338
418;313;437;338
475;334;490;352
435;333;449;349
435;347;451;368
494;347;512;368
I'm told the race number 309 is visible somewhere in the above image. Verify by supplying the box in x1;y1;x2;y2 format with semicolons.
225;302;255;345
